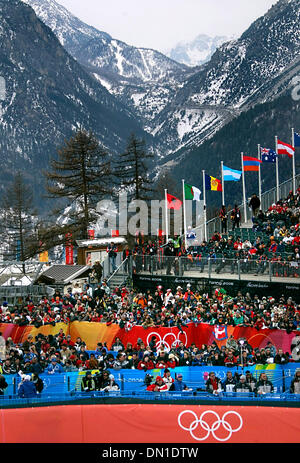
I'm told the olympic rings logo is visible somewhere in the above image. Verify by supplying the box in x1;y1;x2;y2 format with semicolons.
146;331;187;350
178;410;243;442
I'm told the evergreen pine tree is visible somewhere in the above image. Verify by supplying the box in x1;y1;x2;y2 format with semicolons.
43;129;112;241
114;133;154;200
1;172;39;267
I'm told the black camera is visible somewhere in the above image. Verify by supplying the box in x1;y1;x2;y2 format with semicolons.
144;374;153;386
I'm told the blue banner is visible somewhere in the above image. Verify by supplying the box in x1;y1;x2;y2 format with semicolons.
3;363;300;396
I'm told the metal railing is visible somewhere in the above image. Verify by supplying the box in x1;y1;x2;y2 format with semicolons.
107;257;131;287
0;390;299;407
134;256;300;282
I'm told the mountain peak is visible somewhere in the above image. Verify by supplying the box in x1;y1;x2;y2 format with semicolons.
0;0;147;196
166;34;231;67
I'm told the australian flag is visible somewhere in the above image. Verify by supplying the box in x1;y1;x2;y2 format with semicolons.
294;132;300;147
261;147;277;163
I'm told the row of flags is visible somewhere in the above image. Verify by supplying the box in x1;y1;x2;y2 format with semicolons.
167;132;299;206
164;129;300;244
166;174;222;209
166;137;299;198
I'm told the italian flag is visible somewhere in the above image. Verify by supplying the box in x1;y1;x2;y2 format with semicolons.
184;183;201;201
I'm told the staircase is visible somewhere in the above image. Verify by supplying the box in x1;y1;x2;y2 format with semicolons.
107;258;132;290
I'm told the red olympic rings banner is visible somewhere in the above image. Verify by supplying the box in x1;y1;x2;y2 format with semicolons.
0;321;298;352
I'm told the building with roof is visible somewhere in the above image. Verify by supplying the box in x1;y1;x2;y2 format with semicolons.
35;264;92;293
76;237;127;266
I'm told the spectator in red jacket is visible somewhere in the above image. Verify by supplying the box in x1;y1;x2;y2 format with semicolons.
147;376;169;392
138;354;155;371
62;335;75;348
224;351;237;367
254;315;265;330
166;353;178;369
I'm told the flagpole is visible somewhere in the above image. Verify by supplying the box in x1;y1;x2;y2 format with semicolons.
164;189;169;243
292;127;296;195
258;144;262;204
221;161;225;206
241;152;247;224
202;170;207;241
275;135;279;202
182;179;187;249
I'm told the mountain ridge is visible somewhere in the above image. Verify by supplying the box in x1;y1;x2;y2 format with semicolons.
166;34;231;67
0;0;150;203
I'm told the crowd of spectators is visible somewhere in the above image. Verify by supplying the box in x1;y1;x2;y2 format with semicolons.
122;187;300;278
0;291;300;397
204;370;278;395
107;188;300;278
0;189;299;329
0;190;299;398
1;275;300;336
0;306;299;382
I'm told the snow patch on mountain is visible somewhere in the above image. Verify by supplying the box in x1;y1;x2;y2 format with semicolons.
92;73;112;91
166;34;232;67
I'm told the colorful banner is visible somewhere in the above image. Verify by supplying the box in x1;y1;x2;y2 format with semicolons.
0;321;298;354
70;322;298;353
88;230;95;240
65;232;73;265
0;322;68;346
1;404;300;443
69;321;120;349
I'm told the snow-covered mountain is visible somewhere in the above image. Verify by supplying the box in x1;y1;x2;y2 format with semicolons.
22;0;197;128
22;0;300;162
154;0;300;162
2;0;299;191
166;34;230;67
0;0;149;199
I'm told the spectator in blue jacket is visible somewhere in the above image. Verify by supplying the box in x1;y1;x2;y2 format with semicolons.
173;373;191;391
18;375;37;398
46;356;65;374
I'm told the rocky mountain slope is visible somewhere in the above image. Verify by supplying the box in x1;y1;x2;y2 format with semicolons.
3;0;300;208
154;0;300;161
0;0;149;200
24;0;300;160
168;88;300;209
22;0;197;131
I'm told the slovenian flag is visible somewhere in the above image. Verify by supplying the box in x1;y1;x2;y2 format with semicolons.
223;165;242;181
277;139;294;158
184;183;201;201
261;148;277;163
242;155;262;172
205;174;222;191
294;132;300;147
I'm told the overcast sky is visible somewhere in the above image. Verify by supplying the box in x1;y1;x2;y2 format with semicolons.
57;0;278;52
